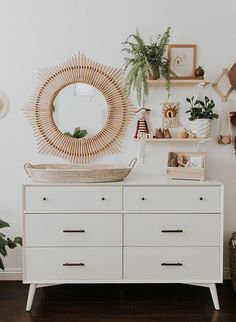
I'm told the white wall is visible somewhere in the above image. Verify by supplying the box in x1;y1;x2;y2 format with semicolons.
0;0;236;278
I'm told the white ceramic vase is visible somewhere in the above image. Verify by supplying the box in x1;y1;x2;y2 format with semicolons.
191;119;211;138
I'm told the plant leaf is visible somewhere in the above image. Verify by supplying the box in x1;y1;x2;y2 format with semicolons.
0;219;10;229
0;257;4;271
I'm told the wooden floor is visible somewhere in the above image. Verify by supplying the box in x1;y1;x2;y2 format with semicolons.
0;281;236;322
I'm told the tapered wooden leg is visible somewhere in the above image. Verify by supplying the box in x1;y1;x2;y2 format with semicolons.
209;283;220;310
26;283;36;312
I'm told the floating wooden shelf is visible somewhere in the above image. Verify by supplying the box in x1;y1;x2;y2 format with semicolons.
135;138;211;143
147;79;211;86
135;138;212;162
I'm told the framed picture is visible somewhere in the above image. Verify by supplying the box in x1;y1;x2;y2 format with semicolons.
188;155;204;169
168;44;197;79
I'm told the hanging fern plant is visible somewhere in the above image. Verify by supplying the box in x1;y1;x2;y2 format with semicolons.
122;27;174;106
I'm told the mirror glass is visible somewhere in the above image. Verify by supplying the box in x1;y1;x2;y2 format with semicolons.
53;83;107;138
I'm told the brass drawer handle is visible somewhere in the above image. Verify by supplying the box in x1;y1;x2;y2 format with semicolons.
63;263;85;267
161;229;183;233
161;262;183;266
63;229;85;233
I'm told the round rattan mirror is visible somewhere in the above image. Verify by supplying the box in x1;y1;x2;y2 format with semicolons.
23;53;134;163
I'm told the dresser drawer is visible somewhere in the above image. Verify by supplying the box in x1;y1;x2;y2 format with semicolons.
124;213;220;246
25;213;122;246
124;247;220;281
24;186;122;211
123;186;221;211
25;247;122;281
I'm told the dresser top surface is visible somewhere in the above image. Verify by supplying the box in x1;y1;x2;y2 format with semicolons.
23;174;223;187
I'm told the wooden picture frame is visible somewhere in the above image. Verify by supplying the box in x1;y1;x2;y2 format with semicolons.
168;44;197;79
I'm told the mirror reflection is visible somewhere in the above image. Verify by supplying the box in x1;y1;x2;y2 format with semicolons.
53;83;107;138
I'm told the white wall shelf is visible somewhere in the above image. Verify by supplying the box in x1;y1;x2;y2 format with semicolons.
135;138;212;163
147;79;211;86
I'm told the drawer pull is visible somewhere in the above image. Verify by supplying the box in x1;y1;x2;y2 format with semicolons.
199;197;203;200
161;262;183;266
63;263;85;267
101;197;105;201
141;197;145;201
63;229;85;233
42;197;47;201
161;229;183;233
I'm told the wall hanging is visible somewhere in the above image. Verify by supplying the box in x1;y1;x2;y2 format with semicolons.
162;102;181;128
23;53;134;164
0;93;9;119
212;68;234;101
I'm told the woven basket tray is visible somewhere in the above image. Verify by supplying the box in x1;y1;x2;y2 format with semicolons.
24;158;137;183
229;232;236;292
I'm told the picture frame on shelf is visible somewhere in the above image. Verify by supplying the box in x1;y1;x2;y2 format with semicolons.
168;44;197;79
188;155;204;168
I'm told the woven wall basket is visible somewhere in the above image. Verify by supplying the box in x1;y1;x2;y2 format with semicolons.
23;53;135;164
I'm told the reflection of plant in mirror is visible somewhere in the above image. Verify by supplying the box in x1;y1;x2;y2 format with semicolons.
0;219;22;270
64;127;88;138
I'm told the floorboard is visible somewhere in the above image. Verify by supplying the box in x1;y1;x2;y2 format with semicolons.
0;281;236;322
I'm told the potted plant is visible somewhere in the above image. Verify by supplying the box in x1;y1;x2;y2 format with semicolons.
185;96;219;138
0;219;22;270
122;27;173;106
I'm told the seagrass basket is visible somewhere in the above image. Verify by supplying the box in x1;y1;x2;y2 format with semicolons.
229;232;236;292
24;158;137;183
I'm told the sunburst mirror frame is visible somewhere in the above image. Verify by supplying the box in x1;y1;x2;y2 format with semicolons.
23;53;134;163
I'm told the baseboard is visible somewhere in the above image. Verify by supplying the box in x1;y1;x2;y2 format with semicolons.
0;268;231;281
0;268;22;280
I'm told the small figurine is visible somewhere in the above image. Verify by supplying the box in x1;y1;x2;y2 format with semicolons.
134;108;151;139
176;129;189;138
154;128;164;138
163;128;172;138
195;66;205;79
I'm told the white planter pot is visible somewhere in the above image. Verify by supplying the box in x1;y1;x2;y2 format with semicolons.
190;119;211;138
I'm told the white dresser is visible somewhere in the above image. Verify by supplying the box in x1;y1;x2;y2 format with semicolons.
22;175;224;311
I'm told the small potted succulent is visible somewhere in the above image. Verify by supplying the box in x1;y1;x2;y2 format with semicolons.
0;219;22;270
185;96;219;138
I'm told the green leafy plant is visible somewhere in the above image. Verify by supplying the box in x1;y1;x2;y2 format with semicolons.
122;27;173;106
185;96;219;121
0;219;22;270
64;127;88;138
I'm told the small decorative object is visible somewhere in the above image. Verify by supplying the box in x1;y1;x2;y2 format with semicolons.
212;68;233;101
64;127;88;139
154;128;164;138
217;100;232;144
0;92;9;119
134;108;151;138
167;152;206;181
0;219;22;270
229;232;236;292
176;128;189;138
185;96;219;138
168;44;197;79
186;129;196;138
194;66;205;78
162;102;181;128
163;128;172;138
122;27;173;106
24;158;137;184
218;135;231;144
